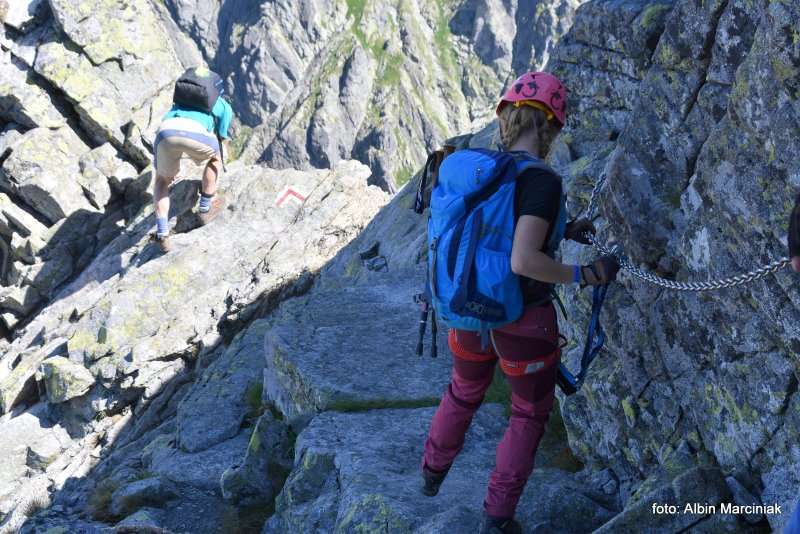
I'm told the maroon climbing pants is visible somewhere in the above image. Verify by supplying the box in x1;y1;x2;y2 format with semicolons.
422;303;559;519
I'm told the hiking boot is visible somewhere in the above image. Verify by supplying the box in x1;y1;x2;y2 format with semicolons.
421;465;450;497
197;195;226;226
154;234;171;253
479;513;523;534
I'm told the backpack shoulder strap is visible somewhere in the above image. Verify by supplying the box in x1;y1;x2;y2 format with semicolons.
414;145;456;214
510;153;557;177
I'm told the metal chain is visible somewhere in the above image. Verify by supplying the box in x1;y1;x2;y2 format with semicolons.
581;174;791;291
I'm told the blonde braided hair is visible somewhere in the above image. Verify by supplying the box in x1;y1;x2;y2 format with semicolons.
497;104;561;156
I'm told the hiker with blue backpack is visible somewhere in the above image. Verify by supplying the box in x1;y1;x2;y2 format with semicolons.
152;67;234;252
418;72;620;534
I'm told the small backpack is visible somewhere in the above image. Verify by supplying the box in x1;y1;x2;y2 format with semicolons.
172;67;228;168
422;148;555;343
173;67;224;114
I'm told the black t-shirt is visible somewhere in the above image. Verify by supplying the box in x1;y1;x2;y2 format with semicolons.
514;166;563;304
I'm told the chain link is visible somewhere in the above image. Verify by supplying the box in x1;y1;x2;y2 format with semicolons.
582;174;790;291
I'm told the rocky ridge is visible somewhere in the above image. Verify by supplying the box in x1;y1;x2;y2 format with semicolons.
547;0;800;530
0;0;203;336
1;0;798;532
165;0;585;192
0;0;595;531
1;158;388;533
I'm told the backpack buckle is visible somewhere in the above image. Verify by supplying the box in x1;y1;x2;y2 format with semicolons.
464;301;486;315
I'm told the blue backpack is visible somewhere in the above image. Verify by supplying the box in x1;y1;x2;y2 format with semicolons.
418;148;565;349
414;148;611;397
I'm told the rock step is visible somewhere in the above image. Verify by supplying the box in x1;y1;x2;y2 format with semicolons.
265;405;616;533
263;277;452;424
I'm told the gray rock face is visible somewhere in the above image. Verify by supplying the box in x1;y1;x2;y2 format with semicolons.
2;0;44;32
262;281;452;423
36;0;182;158
38;356;95;403
1;127;94;224
0;0;206;334
146;431;250;493
265;406;614;533
543;0;800;529
114;507;167;534
0;50;65;129
0;159;387;530
220;412;292;506
109;478;177;518
594;467;733;533
176;320;271;454
167;0;586;191
1;0;797;531
0;403;72;532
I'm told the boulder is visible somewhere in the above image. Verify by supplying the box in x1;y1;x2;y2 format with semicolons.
176;320;271;454
114;508;167;534
38;356;95;403
0;124;23;157
0;403;72;526
0;50;66;129
262;279;451;423
34;0;182;158
2;0;45;32
725;476;765;525
109;478;177;518
219;412;292;505
79;144;139;197
0;284;40;316
0;192;48;240
144;432;250;493
0;127;94;224
265;406;614;533
594;467;732;533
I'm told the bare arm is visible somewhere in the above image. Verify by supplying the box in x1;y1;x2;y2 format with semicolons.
510;215;574;283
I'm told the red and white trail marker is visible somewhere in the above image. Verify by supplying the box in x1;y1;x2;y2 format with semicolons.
275;186;308;208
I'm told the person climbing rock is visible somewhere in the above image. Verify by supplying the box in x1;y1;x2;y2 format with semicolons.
789;193;800;272
419;72;619;534
152;67;233;252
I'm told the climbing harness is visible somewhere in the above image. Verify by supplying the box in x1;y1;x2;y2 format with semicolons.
557;283;609;395
581;172;791;291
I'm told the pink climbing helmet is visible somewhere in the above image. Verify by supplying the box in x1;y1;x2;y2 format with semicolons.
495;71;568;126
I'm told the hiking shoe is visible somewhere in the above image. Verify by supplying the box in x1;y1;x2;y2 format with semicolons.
155;234;171;253
197;195;226;226
421;465;450;497
479;513;523;534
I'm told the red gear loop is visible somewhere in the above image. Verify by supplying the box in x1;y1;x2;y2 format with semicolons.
448;329;560;375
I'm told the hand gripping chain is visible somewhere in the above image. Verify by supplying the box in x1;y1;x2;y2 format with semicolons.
582;174;791;292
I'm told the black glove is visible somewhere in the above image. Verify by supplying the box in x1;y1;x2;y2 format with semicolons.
790;193;800;258
582;255;620;285
565;219;596;245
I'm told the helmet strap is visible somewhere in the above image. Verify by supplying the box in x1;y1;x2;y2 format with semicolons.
513;100;555;121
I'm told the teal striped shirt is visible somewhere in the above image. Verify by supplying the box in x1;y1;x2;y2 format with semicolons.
163;97;234;139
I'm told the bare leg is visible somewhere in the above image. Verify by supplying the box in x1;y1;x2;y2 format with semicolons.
154;174;175;220
201;155;222;196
